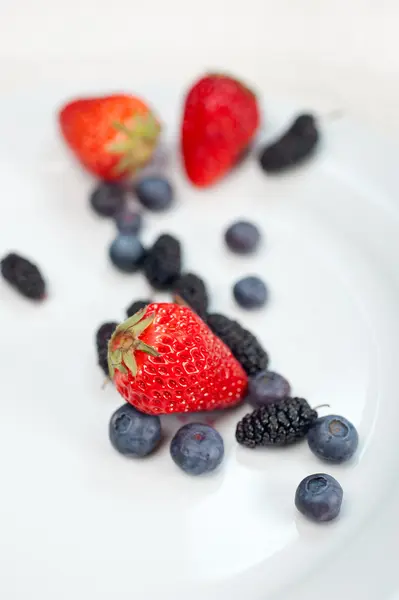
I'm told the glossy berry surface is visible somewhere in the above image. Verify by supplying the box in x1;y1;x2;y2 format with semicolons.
233;276;268;309
109;235;146;273
247;370;291;407
295;473;343;522
115;208;142;234
135;176;174;211
90;182;125;217
170;423;224;475
109;303;248;415
109;403;161;457
308;415;359;463
225;221;261;254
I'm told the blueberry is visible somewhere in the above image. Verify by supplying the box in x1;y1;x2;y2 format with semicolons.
135;176;174;211
114;208;142;235
109;404;161;457
247;370;291;407
90;182;125;217
295;473;343;522
225;221;261;254
170;423;224;476
109;235;146;273
233;276;268;309
308;415;359;464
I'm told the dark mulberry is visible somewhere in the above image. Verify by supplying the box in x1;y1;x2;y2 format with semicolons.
144;234;181;290
236;397;318;448
173;273;208;318
259;114;319;173
206;313;268;376
1;252;46;300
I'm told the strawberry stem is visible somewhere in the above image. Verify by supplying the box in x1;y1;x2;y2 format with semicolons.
107;112;161;177
107;310;159;379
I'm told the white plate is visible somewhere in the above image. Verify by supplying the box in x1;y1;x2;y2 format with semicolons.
1;75;399;600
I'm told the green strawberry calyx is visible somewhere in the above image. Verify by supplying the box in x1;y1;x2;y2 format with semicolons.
107;309;159;379
107;112;161;176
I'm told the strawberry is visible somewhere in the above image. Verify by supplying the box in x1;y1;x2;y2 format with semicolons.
59;94;161;181
181;74;260;187
107;303;248;415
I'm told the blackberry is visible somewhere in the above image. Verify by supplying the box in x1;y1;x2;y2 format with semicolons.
206;313;268;376
236;397;318;448
1;252;46;300
144;233;181;290
96;321;118;376
173;273;208;318
126;299;151;318
259;113;319;173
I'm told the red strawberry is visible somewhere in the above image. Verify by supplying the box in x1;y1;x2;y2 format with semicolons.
59;94;161;181
107;303;248;415
181;74;260;187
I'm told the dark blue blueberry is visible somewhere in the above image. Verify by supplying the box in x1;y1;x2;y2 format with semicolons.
109;404;161;458
90;182;125;217
109;234;146;273
114;208;142;234
295;473;343;522
135;176;174;211
225;221;261;254
233;276;268;309
247;370;291;407
170;423;224;476
308;415;359;464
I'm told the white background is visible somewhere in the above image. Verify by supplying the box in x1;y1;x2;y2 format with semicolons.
1;0;399;132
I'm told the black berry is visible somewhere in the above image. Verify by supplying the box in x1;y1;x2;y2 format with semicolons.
126;299;151;318
173;273;209;318
236;397;318;448
259;113;319;173
96;321;118;376
144;234;181;290
1;252;46;300
206;313;268;376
